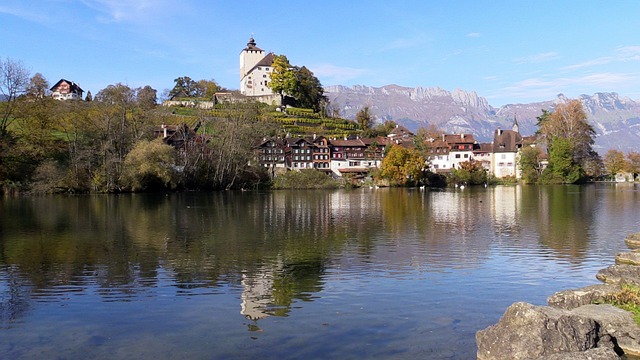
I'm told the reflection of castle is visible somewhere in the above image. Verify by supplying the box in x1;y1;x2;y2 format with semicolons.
240;270;275;321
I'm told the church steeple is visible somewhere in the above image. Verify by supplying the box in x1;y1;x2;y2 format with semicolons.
512;114;520;133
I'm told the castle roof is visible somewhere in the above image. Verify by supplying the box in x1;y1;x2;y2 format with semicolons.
243;36;263;52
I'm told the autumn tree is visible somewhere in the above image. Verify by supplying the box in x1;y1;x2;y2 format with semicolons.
26;73;49;99
537;100;597;168
536;100;597;182
450;160;488;185
603;149;627;179
121;139;178;191
268;55;296;100
627;151;640;178
379;145;425;186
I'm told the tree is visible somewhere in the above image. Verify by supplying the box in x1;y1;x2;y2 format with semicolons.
121;139;178;191
291;66;325;111
537;100;597;167
603;149;628;178
26;73;49;99
0;58;30;136
379;145;425;186
451;160;488;185
168;76;196;99
194;79;220;99
356;106;373;130
518;146;543;184
627;151;640;178
540;137;584;184
268;55;296;100
136;85;157;110
85;91;93;101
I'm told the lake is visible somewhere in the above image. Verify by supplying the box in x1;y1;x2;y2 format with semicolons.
1;184;639;359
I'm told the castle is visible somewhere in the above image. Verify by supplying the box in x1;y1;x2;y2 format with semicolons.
238;36;281;105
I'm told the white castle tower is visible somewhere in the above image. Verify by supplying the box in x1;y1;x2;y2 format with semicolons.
239;36;275;96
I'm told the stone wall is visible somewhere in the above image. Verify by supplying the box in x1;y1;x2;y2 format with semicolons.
476;232;640;360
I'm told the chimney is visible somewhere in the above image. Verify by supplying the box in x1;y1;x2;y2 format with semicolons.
460;133;464;139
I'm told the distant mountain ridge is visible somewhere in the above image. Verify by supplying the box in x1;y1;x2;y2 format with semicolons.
325;85;640;153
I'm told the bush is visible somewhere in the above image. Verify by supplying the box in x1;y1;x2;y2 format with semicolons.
121;139;178;191
272;169;340;189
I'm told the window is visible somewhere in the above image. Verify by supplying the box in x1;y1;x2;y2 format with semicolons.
464;154;469;158
455;154;461;159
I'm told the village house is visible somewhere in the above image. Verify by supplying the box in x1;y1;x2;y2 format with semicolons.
444;133;477;169
50;79;84;100
491;120;524;178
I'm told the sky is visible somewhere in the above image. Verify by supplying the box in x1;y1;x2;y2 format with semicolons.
1;0;639;106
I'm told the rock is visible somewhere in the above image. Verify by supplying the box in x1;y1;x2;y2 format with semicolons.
548;284;621;310
537;346;620;359
572;304;640;357
533;346;619;360
616;252;640;266
625;233;640;249
596;265;640;286
476;302;599;360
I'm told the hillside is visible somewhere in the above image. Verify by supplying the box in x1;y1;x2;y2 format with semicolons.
161;102;360;138
325;85;640;153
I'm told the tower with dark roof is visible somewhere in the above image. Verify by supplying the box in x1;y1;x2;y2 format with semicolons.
239;36;276;96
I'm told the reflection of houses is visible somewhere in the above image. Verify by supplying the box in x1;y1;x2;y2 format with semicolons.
50;79;84;100
241;271;275;321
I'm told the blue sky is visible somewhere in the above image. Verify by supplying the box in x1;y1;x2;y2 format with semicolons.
2;0;639;106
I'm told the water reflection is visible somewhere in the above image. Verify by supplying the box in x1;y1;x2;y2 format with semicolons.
0;185;638;358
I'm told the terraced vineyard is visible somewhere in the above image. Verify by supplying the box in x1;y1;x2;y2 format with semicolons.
161;102;360;138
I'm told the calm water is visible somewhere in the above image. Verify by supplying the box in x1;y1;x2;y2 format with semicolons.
1;184;639;359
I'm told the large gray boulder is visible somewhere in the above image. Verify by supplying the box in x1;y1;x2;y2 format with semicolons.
548;284;620;310
476;302;599;360
596;264;640;286
572;304;640;357
533;346;619;360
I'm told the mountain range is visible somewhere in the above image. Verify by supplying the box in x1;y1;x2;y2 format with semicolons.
325;85;640;153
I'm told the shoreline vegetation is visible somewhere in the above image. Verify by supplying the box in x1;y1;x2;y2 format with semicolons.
1;58;639;196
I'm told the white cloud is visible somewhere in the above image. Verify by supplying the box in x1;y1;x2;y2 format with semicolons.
561;45;640;70
466;32;480;38
499;72;637;100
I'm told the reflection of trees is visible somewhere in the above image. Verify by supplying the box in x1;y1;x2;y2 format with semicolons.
0;186;603;325
521;185;595;259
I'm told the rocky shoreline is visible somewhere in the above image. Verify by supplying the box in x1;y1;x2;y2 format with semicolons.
476;232;640;360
